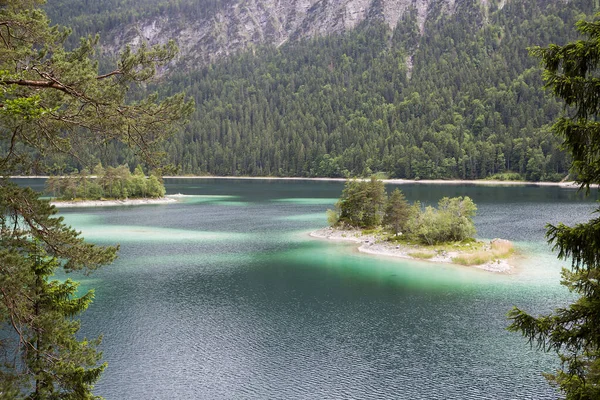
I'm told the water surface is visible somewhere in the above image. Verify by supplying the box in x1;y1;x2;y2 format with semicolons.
15;178;599;399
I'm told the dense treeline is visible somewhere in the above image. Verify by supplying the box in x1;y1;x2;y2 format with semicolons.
155;0;592;179
40;0;597;180
47;165;166;200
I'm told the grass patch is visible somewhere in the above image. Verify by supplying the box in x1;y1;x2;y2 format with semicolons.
452;240;514;266
491;239;514;255
452;254;489;266
408;251;435;259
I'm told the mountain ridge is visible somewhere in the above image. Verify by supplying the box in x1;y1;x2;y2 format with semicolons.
49;0;502;67
42;0;600;181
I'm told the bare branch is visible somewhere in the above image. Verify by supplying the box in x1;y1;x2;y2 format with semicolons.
96;70;122;80
1;78;73;95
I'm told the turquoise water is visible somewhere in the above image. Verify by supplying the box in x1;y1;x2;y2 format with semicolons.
15;178;600;399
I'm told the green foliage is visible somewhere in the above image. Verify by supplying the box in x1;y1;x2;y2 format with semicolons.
438;196;478;241
0;0;194;175
0;0;192;397
0;248;106;398
508;12;600;399
326;209;339;227
336;177;387;228
47;164;166;200
409;196;477;245
383;188;411;235
485;172;524;181
0;183;117;397
331;178;477;244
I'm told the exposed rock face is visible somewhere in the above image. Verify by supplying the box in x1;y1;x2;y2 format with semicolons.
104;0;496;66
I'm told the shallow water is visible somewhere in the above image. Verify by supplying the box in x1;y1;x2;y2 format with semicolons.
14;178;600;399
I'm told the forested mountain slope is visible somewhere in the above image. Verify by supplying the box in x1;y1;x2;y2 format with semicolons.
157;0;594;179
45;0;598;180
48;0;484;66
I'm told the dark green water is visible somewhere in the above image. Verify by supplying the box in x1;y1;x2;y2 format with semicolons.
15;179;600;399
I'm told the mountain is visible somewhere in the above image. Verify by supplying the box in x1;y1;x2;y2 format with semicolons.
50;0;494;67
45;0;599;180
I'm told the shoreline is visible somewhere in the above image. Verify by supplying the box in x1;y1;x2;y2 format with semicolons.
11;175;582;188
50;197;178;208
163;176;581;188
310;227;514;273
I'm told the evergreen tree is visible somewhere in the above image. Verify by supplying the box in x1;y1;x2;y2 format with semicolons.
363;177;387;228
336;177;386;228
0;244;105;398
0;0;192;397
383;188;411;236
0;188;117;397
330;178;478;244
508;14;600;399
5;0;592;179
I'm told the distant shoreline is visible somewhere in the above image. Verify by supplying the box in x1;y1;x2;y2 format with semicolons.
11;175;583;188
50;197;178;208
310;227;514;273
166;176;580;187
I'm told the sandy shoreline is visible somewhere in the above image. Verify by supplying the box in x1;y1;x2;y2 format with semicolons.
162;176;580;188
310;227;513;273
50;197;178;208
11;175;583;188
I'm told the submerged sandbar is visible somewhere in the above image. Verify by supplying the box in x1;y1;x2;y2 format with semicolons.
51;197;178;208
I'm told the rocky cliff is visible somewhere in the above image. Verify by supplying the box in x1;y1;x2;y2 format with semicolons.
98;0;501;66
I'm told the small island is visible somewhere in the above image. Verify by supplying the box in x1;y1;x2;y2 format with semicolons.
47;164;176;207
311;177;515;273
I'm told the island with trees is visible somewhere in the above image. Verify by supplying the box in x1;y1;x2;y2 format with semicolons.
312;177;515;272
46;164;177;207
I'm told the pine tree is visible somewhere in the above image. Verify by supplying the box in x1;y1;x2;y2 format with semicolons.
0;188;117;397
337;177;386;228
1;244;105;398
0;0;193;397
383;188;411;236
508;14;600;399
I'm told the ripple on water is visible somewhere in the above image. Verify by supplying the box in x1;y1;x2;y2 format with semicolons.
53;179;585;400
272;198;339;205
276;213;327;222
70;225;247;243
103;278;557;400
172;195;249;207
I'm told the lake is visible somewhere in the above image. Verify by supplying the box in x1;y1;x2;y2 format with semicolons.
16;178;599;399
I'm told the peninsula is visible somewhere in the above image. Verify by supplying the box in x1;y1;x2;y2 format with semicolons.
312;177;515;273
